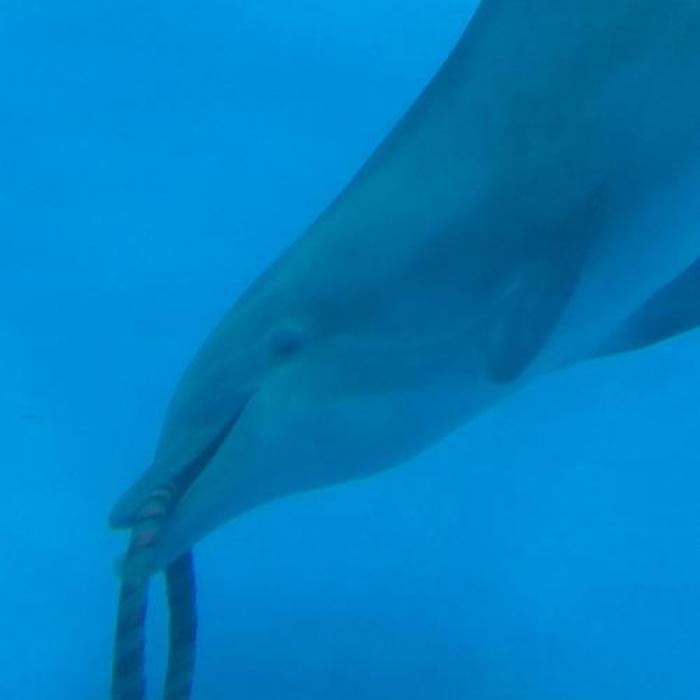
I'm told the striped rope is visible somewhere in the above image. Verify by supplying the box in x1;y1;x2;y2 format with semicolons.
164;552;197;700
112;483;197;700
111;576;148;700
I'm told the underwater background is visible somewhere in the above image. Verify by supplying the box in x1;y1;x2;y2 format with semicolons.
2;0;700;697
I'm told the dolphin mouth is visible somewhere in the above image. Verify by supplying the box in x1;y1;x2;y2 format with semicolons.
171;398;251;504
121;393;253;579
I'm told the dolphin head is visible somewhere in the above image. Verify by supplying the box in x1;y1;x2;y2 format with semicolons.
110;243;468;579
109;256;311;567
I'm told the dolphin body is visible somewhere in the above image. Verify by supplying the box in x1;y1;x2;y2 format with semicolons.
112;0;700;579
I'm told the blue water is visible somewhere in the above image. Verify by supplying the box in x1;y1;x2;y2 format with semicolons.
2;1;700;698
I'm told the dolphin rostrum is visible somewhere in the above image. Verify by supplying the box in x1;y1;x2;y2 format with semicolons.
110;1;700;696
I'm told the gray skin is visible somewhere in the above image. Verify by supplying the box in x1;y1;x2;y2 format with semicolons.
112;0;700;579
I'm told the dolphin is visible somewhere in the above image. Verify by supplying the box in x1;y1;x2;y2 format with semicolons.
111;0;700;582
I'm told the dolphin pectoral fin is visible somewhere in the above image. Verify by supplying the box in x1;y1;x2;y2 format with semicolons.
485;255;582;384
593;256;700;359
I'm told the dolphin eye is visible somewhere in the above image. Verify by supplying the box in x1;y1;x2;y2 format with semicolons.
269;324;304;360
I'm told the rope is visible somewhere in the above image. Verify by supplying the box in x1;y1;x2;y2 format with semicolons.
111;484;198;700
111;576;148;700
164;552;197;700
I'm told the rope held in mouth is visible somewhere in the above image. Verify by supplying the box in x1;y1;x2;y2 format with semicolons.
111;483;197;700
